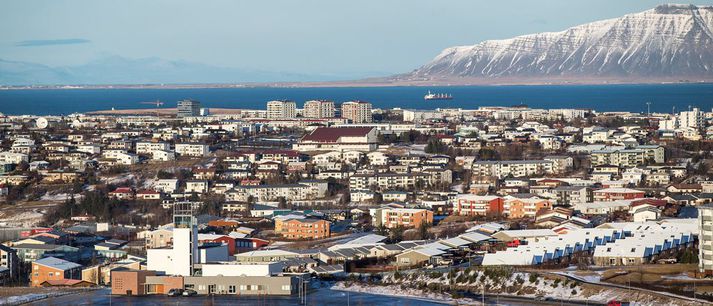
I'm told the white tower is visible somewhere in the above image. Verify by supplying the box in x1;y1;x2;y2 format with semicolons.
172;202;199;276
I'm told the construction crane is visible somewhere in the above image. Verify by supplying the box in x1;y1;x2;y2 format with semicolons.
139;100;164;119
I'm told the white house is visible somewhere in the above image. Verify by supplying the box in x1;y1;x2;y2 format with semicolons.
175;143;210;157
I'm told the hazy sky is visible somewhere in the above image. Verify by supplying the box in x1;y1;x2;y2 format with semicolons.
2;0;712;78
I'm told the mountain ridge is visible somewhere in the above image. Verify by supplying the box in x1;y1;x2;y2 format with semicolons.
396;4;713;84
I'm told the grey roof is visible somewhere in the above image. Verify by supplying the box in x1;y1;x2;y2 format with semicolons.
34;257;81;270
12;243;70;250
309;264;344;274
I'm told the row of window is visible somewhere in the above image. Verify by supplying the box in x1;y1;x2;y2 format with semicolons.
192;284;292;293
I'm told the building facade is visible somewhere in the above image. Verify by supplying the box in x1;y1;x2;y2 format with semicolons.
700;204;713;276
267;100;297;119
341;101;372;123
177;100;201;117
303;100;335;118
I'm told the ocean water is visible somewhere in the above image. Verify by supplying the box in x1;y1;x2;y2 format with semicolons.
0;83;712;115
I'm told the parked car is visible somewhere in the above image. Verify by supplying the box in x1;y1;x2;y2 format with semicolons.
182;289;197;297
167;289;184;297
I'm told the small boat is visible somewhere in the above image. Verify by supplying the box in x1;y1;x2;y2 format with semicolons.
424;90;453;100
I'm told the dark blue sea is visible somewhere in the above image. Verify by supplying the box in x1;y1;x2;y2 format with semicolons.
1;83;712;115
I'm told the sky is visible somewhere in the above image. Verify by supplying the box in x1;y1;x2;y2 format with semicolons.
1;0;712;79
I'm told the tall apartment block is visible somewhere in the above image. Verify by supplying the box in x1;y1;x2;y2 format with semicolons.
266;100;297;119
177;99;201;117
341;101;373;123
303;100;335;118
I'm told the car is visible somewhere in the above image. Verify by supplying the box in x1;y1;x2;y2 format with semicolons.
182;289;197;297
167;289;184;297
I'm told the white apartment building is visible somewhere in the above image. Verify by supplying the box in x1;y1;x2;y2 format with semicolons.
136;141;171;155
591;145;665;167
0;151;29;164
303;100;335;118
472;160;556;178
267;100;297;119
679;107;704;129
155;179;179;193
152;150;175;161
186;180;209;194
341;101;372;123
76;144;101;155
349;170;452;191
102;150;138;165
175;143;210;157
226;181;328;202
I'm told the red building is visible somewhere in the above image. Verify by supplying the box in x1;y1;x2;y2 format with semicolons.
235;237;270;253
593;187;645;201
454;195;504;216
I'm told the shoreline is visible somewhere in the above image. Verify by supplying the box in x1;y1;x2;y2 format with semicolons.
1;80;711;91
86;107;251;116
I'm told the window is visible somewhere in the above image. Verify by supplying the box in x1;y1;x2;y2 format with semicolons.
229;285;236;294
282;285;291;291
239;285;247;291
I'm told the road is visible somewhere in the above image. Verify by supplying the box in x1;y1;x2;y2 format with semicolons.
30;286;602;306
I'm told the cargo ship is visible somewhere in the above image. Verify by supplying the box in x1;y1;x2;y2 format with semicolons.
424;91;453;100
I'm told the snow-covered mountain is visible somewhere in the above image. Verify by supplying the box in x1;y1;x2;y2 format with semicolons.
402;4;713;83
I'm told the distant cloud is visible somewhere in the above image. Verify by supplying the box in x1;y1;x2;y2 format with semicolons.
15;38;90;47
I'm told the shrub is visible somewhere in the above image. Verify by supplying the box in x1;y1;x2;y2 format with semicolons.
529;273;539;283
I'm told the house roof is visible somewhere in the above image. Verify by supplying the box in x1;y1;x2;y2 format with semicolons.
34;257;82;271
40;279;90;286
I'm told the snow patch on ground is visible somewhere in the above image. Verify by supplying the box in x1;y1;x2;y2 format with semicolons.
141;178;156;189
0;290;73;305
661;273;697;281
451;183;464;193
0;210;44;227
40;193;84;202
357;269;692;306
331;282;471;305
101;173;135;185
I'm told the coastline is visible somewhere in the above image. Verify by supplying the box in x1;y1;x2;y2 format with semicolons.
86;107;249;116
1;79;711;91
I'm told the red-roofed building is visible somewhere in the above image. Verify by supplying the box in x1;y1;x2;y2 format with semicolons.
109;187;134;200
40;279;94;287
630;198;667;208
593;187;645;202
235;237;270;253
435;134;455;145
240;179;261;186
198;235;237;255
666;183;702;194
293;127;378;152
